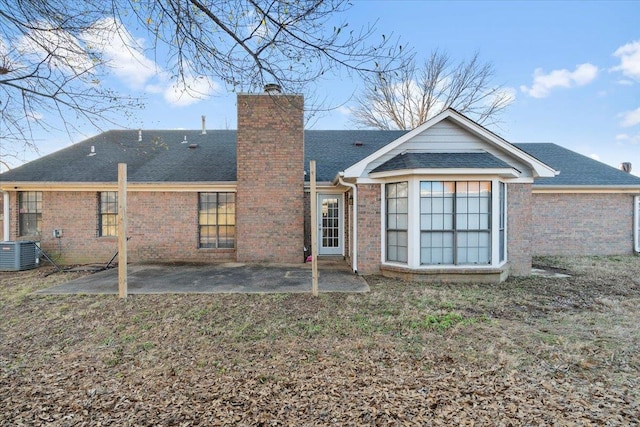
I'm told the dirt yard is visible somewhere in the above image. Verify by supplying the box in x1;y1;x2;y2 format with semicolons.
1;256;639;426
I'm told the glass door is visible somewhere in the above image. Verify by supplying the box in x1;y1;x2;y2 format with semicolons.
317;194;343;255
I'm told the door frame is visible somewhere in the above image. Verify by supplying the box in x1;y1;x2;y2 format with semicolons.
317;193;344;256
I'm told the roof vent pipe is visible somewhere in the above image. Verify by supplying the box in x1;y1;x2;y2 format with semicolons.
138;129;142;142
264;83;282;94
621;162;632;173
182;136;188;144
201;115;206;135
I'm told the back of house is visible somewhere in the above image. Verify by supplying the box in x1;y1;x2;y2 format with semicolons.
2;89;639;281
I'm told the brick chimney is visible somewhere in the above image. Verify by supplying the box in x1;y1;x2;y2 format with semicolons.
235;89;304;263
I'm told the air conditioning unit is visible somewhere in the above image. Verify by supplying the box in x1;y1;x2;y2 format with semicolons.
0;241;39;271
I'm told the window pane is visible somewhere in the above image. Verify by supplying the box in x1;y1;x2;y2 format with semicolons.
19;192;42;236
199;192;235;248
387;230;407;263
397;182;408;198
396;213;408;229
419;181;494;266
421;231;454;265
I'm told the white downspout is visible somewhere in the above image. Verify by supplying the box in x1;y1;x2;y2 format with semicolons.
634;195;639;254
2;191;9;241
338;173;357;274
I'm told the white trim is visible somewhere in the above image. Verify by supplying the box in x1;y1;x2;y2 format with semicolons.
380;183;386;266
369;167;519;179
317;194;344;256
357;175;536;185
491;179;500;265
532;186;640;194
0;182;237;192
343;109;557;179
502;181;508;263
634;195;639;254
337;175;357;273
2;192;9;241
381;177;506;269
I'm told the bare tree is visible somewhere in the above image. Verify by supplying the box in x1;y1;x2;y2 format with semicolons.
0;0;142;164
351;50;513;130
1;0;406;165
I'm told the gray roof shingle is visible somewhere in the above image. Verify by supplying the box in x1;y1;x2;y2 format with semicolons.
514;143;640;186
371;152;514;173
2;130;639;188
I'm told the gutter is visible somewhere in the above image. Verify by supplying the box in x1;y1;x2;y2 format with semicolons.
337;173;357;274
635;195;639;254
2;191;9;241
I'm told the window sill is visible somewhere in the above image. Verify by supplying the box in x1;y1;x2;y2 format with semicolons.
380;264;508;284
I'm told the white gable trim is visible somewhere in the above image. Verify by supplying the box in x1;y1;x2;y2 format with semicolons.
342;109;557;179
369;167;520;179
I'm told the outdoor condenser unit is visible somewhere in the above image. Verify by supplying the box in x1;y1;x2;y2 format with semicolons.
0;241;38;271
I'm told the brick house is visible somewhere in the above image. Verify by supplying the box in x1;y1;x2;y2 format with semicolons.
1;90;639;282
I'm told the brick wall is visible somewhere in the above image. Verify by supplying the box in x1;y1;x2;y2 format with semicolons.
531;192;637;255
4;190;235;265
236;93;304;263
356;184;382;275
507;183;533;276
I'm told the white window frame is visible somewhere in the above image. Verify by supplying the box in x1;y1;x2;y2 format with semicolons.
381;176;508;270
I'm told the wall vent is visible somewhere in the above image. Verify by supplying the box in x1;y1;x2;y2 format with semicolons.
0;241;38;271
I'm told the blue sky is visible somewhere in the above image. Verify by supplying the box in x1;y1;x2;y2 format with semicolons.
6;0;640;175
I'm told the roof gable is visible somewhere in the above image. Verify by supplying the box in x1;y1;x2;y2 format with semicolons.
342;109;557;180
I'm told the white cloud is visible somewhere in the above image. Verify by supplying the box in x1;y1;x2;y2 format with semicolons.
492;86;517;106
616;133;640;144
590;154;601;161
612;40;640;81
15;23;94;75
520;63;598;98
81;18;157;89
620;107;640;127
337;106;352;116
82;18;219;107
26;111;43;122
163;75;219;107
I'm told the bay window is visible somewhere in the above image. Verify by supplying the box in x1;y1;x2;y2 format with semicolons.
385;182;408;262
385;179;505;267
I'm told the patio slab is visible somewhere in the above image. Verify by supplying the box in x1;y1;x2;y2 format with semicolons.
36;262;369;295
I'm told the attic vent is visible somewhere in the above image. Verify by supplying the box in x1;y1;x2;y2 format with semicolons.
354;141;364;147
621;162;632;173
182;135;188;144
188;143;199;149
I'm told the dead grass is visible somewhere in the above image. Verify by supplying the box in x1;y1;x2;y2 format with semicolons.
1;256;639;425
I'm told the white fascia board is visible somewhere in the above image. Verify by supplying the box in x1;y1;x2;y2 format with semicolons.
355;175;534;185
304;182;343;191
343;109;558;179
0;181;238;192
532;185;640;194
369;168;520;180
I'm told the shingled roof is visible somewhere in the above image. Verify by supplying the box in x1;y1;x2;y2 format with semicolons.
514;143;640;187
2;130;639;188
371;152;514;174
0;129;406;183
